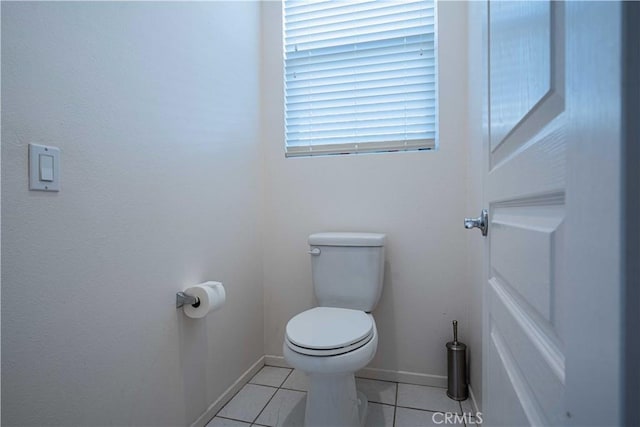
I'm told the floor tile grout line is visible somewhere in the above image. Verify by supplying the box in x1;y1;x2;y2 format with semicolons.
278;368;295;389
459;401;468;427
358;376;447;389
458;401;466;427
250;368;300;426
248;366;295;426
393;381;399;427
394;403;459;413
214;414;254;424
216;367;287;426
370;401;396;408
355;376;404;386
246;383;279;390
249;366;293;389
213;380;266;425
279;386;306;393
251;385;281;425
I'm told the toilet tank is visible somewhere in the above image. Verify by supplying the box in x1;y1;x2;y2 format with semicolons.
308;232;386;312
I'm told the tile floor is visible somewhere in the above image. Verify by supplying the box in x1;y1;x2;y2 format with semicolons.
207;366;479;427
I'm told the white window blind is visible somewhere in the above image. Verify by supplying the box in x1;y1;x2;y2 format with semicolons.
283;0;437;157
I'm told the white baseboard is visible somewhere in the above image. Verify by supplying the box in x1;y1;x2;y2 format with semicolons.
191;356;265;427
263;354;447;388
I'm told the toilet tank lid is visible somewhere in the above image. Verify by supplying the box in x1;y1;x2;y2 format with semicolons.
308;232;386;247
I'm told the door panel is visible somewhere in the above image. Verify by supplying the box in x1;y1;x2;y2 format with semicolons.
489;0;564;168
489;280;564;413
491;203;564;322
489;1;551;152
486;327;530;425
486;131;565;203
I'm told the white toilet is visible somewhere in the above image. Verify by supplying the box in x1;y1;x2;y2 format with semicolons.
283;232;386;427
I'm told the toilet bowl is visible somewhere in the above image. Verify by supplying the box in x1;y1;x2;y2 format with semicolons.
283;308;378;427
283;232;386;427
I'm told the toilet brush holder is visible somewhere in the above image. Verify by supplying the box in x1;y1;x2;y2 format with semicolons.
446;320;468;400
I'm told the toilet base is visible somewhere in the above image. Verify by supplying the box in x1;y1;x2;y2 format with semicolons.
357;390;368;426
304;373;368;427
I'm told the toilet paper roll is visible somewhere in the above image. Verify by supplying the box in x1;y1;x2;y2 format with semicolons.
183;281;226;319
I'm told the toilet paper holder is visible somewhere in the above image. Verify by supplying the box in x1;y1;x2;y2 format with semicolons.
176;292;200;308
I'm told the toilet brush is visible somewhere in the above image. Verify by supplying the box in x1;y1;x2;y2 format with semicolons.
446;320;468;400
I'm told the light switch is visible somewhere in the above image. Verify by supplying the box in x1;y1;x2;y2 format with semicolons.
29;143;60;191
39;154;54;182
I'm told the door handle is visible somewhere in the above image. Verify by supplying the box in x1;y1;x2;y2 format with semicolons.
464;209;488;236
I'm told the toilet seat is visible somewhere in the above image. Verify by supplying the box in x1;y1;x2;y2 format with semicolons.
285;332;374;357
285;307;374;356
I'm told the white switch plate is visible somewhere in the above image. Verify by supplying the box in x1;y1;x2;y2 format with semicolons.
29;143;60;191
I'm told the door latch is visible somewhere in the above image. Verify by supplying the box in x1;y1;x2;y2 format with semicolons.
464;209;488;236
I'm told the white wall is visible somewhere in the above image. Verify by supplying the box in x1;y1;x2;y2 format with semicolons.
261;1;471;379
1;2;263;425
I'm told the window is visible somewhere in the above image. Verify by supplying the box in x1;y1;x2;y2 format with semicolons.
283;0;437;157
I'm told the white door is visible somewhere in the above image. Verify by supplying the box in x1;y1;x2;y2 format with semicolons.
481;1;623;425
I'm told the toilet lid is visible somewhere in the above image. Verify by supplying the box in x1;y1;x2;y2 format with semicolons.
286;307;374;350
